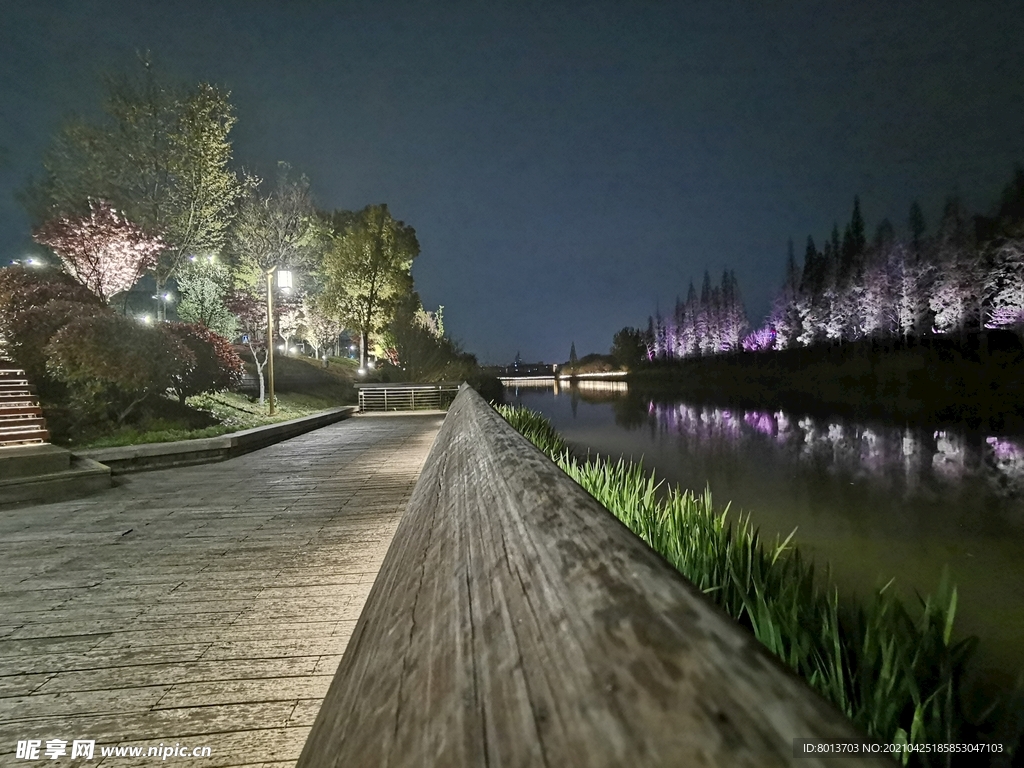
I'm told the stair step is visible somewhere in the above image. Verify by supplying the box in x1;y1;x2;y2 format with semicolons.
0;364;49;447
0;431;49;446
0;421;46;434
0;406;43;417
0;417;46;429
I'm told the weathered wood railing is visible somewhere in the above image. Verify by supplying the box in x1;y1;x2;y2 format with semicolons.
298;385;891;767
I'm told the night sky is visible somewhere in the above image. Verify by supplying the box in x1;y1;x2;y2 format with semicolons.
2;1;1022;364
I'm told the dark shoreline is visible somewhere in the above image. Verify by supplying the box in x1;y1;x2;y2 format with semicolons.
626;334;1024;433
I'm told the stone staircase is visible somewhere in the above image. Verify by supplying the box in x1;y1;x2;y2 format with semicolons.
0;367;50;447
0;364;111;505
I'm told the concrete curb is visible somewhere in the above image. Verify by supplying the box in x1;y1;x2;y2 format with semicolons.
0;454;112;506
76;406;359;475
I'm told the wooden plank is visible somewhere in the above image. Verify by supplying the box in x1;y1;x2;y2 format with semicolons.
0;413;444;767
299;385;893;768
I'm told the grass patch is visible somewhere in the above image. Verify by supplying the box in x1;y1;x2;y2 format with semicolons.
496;403;993;762
73;390;346;449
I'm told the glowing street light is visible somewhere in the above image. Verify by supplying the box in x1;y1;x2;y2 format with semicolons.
266;267;294;416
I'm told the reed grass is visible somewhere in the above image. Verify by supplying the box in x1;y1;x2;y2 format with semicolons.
496;403;978;763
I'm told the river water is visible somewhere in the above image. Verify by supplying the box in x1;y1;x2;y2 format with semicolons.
504;380;1024;676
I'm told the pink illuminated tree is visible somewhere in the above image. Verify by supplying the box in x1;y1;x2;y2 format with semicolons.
33;199;163;304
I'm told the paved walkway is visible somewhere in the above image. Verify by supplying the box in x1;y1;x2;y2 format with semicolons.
0;414;444;767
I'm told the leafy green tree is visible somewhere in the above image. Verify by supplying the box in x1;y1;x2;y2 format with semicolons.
230;165;319;288
319;204;419;369
33;59;240;318
380;293;474;382
610;327;646;370
176;255;238;339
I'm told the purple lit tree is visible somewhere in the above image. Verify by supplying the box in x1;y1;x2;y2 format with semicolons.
986;240;1024;329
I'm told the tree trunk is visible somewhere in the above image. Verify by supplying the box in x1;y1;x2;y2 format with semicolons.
156;276;166;322
361;329;369;369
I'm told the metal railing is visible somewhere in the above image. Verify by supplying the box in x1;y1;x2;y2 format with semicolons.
356;383;461;412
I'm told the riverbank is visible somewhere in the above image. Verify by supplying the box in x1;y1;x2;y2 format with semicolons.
631;333;1024;431
497;402;1023;764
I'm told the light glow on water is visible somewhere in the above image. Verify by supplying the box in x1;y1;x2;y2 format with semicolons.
505;385;1024;675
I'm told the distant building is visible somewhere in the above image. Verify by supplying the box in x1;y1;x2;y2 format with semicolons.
504;359;555;377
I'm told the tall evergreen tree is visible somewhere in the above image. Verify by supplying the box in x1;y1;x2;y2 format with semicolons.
785;238;799;294
997;165;1024;237
909;200;926;255
800;235;820;296
873;218;896;250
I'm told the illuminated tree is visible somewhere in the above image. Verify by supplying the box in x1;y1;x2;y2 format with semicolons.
230;165;319;287
380;294;474;382
33;199;163;303
742;325;776;352
35;60;240;318
226;288;271;405
303;294;344;364
276;294;305;355
320;204;419;369
986;241;1024;329
176;253;238;339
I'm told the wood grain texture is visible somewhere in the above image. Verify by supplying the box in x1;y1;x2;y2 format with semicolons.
299;386;894;768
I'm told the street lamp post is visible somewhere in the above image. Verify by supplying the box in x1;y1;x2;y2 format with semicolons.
266;267;293;416
266;268;276;415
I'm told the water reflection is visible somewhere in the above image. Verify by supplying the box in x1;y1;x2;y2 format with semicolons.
634;400;1024;516
505;384;1024;673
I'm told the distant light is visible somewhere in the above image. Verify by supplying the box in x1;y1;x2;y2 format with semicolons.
163;293;173;302
278;344;286;351
139;315;152;324
189;255;197;262
357;368;366;376
349;345;356;351
367;360;375;369
290;347;298;353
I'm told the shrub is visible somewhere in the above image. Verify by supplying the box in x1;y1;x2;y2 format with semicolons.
46;314;193;424
163;323;244;403
0;265;102;384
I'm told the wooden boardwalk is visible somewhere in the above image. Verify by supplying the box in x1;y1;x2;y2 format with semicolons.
0;413;444;767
